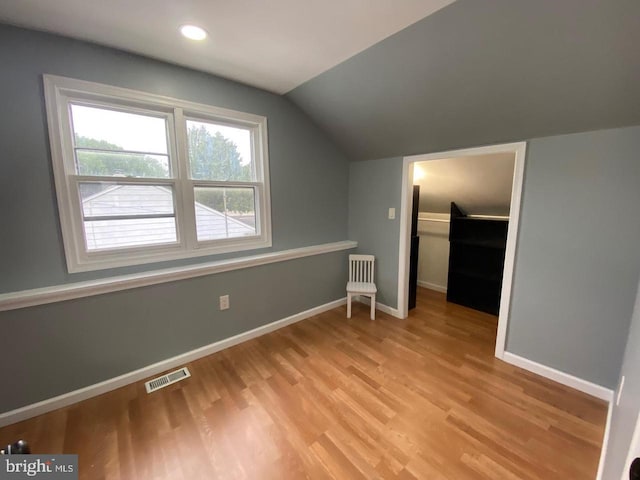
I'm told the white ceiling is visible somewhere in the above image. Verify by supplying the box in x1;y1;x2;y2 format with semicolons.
0;0;455;94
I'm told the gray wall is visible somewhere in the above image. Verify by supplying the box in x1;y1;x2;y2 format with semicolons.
602;279;640;479
346;125;640;389
0;25;351;413
0;24;350;293
507;126;640;388
348;158;402;308
0;252;348;413
288;0;640;161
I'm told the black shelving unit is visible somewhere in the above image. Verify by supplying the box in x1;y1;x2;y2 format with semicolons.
446;202;508;315
408;185;420;310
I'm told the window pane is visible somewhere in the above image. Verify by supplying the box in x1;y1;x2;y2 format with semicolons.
79;183;177;250
76;150;170;178
71;104;168;154
84;218;177;251
187;119;253;181
194;187;256;241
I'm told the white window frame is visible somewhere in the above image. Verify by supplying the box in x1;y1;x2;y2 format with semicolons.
43;75;272;273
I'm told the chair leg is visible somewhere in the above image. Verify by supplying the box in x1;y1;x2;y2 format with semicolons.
370;294;375;320
347;293;352;318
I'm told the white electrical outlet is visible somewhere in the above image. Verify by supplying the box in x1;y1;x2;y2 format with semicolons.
219;295;230;310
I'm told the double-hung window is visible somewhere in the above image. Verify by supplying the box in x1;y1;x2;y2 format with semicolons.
44;75;271;272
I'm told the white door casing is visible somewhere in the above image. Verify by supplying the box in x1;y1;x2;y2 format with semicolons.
398;142;527;359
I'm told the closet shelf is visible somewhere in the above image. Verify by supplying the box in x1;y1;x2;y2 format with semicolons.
454;216;509;222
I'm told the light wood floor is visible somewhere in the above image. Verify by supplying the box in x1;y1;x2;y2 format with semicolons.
0;288;607;479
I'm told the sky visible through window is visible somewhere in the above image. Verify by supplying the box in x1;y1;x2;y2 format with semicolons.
71;105;252;166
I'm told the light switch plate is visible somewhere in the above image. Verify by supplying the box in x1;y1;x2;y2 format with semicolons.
388;207;396;219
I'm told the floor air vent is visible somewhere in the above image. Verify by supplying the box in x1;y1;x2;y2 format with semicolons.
145;367;191;394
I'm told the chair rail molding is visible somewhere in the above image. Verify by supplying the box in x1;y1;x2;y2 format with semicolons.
0;240;357;312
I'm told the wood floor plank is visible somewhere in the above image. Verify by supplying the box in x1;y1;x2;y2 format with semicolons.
0;288;607;479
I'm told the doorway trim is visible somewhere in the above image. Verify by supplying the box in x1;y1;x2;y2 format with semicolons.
398;142;527;359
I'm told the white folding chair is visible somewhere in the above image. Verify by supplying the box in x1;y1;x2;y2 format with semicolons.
346;254;377;320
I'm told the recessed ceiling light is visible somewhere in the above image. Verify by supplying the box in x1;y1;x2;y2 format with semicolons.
180;25;207;41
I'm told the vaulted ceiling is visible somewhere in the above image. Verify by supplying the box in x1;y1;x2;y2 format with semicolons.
287;0;640;160
414;154;515;216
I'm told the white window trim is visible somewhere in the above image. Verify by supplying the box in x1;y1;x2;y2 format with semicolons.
43;75;272;273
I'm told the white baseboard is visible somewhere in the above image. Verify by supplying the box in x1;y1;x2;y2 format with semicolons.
354;296;402;319
0;297;347;428
417;280;447;293
595;399;614;480
502;352;614;402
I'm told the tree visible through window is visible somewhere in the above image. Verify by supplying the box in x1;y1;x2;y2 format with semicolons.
75;135;169;178
188;125;251;182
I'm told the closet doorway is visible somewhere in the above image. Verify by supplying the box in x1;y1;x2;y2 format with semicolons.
398;143;527;359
